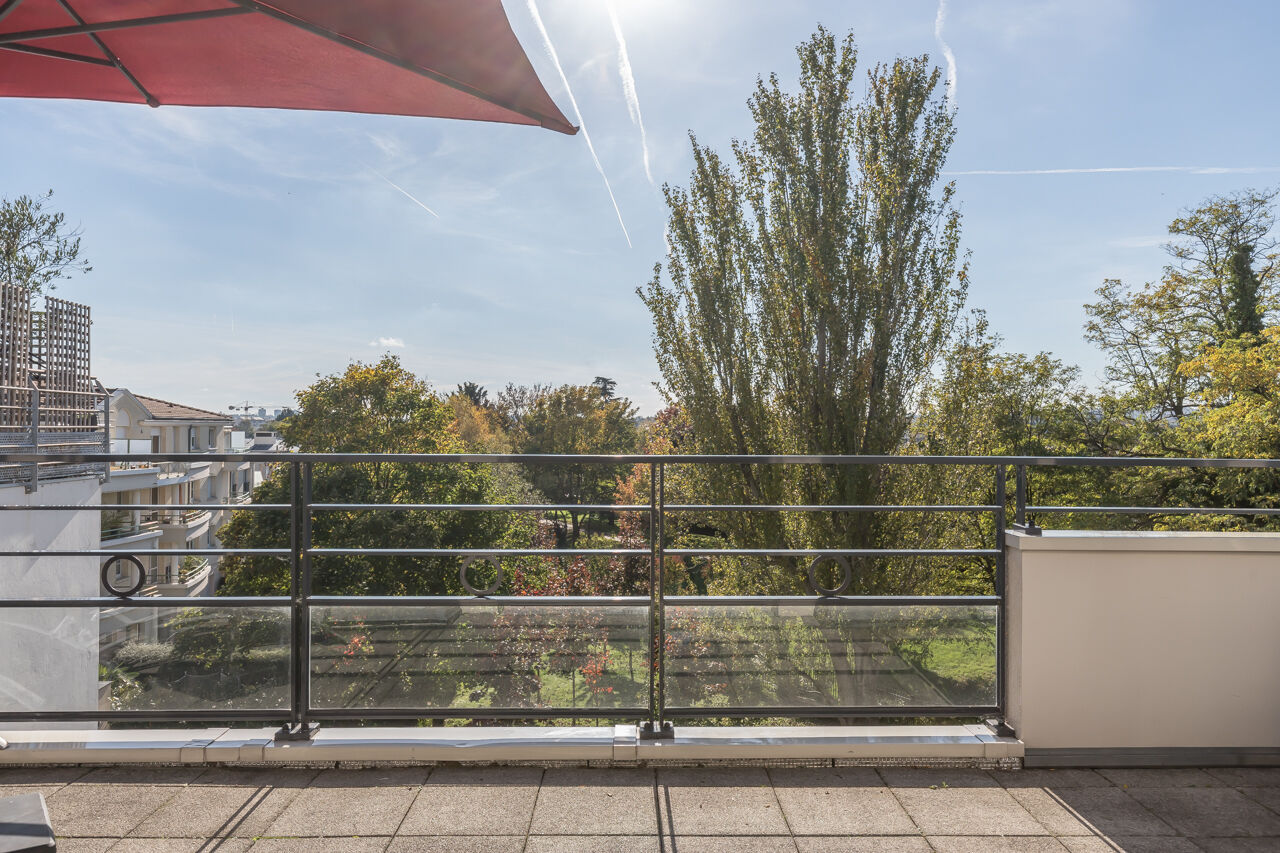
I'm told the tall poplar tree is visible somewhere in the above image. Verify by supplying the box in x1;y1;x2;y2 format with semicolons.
640;28;967;588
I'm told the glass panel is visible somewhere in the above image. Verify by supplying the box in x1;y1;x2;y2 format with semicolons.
310;604;649;712
663;602;996;711
0;605;290;714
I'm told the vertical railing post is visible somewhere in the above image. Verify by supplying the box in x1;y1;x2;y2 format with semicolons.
641;460;673;739
992;464;1012;735
25;378;38;493
1013;463;1040;534
277;459;316;740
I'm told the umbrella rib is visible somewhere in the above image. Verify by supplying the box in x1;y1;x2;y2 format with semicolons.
0;0;24;26
53;0;158;107
0;8;252;45
0;42;114;66
226;0;578;134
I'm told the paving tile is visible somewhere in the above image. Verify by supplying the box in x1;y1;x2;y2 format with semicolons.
129;781;306;838
109;839;254;852
388;838;526;853
877;768;999;788
248;838;390;852
656;768;789;836
1188;838;1280;852
80;766;208;785
998;770;1114;789
925;838;1068;852
892;787;1047;836
187;767;320;788
1097;769;1224;788
1239;786;1280;814
664;839;799;853
264;769;423;838
1205;768;1280;788
525;837;661;853
399;767;541;836
1059;838;1201;853
0;766;89;785
49;841;114;853
1046;788;1177;837
771;774;917;835
878;768;1005;790
768;767;884;787
424;766;543;786
795;839;932;853
1007;787;1097;835
531;768;656;835
1126;787;1280;837
46;784;182;837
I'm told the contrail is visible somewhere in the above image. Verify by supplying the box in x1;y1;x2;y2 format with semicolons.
606;0;653;184
367;167;440;217
526;0;633;248
948;166;1280;176
934;0;957;109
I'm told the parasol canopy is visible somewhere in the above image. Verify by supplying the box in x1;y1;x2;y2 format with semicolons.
0;0;577;133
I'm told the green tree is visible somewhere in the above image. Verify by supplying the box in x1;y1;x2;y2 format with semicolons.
518;384;638;542
1085;188;1278;441
218;356;531;596
639;28;966;588
0;190;91;295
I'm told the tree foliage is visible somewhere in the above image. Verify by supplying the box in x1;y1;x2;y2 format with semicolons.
218;356;529;596
0;190;91;295
640;28;966;583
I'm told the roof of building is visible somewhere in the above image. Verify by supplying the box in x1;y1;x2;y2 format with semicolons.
129;394;231;423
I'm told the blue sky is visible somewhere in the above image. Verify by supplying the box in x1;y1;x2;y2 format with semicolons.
3;0;1278;416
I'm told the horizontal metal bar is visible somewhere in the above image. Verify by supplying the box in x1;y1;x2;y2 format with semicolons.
311;503;648;512
0;548;289;557
664;548;999;558
667;705;1001;718
665;595;998;607
0;596;289;608
307;595;649;608
0;42;115;65
0;503;287;511
665;504;1000;512
0;709;285;722
4;451;1280;469
308;548;648;557
1029;505;1280;516
309;706;644;720
0;7;252;45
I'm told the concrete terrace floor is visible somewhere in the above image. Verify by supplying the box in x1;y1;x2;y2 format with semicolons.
3;764;1280;852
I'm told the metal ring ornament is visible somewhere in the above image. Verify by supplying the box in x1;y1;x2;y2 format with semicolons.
101;554;147;599
807;555;852;597
459;555;503;597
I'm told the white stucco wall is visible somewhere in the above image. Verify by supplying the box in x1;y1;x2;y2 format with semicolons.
0;477;102;729
1006;530;1280;753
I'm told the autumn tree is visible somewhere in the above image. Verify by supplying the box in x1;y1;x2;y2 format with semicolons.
640;28;966;589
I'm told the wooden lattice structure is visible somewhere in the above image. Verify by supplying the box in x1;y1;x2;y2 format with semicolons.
0;284;105;486
0;281;32;431
33;295;95;429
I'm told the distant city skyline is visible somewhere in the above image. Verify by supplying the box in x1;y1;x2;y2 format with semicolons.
3;0;1278;415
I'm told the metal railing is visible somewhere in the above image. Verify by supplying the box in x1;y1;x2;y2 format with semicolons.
2;450;1278;740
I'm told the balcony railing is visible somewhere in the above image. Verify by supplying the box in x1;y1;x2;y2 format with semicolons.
1;450;1279;742
100;510;161;541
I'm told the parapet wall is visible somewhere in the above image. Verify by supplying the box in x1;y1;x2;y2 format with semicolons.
1006;529;1280;766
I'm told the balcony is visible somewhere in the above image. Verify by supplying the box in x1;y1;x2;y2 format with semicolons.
2;452;1278;798
99;509;161;542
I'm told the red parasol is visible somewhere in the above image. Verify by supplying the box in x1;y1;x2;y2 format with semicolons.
0;0;577;134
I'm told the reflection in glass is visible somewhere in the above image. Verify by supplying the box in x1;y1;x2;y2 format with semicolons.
663;603;996;710
0;606;290;714
310;604;648;712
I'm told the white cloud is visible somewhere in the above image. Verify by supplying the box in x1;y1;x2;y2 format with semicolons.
369;337;405;348
934;0;957;108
